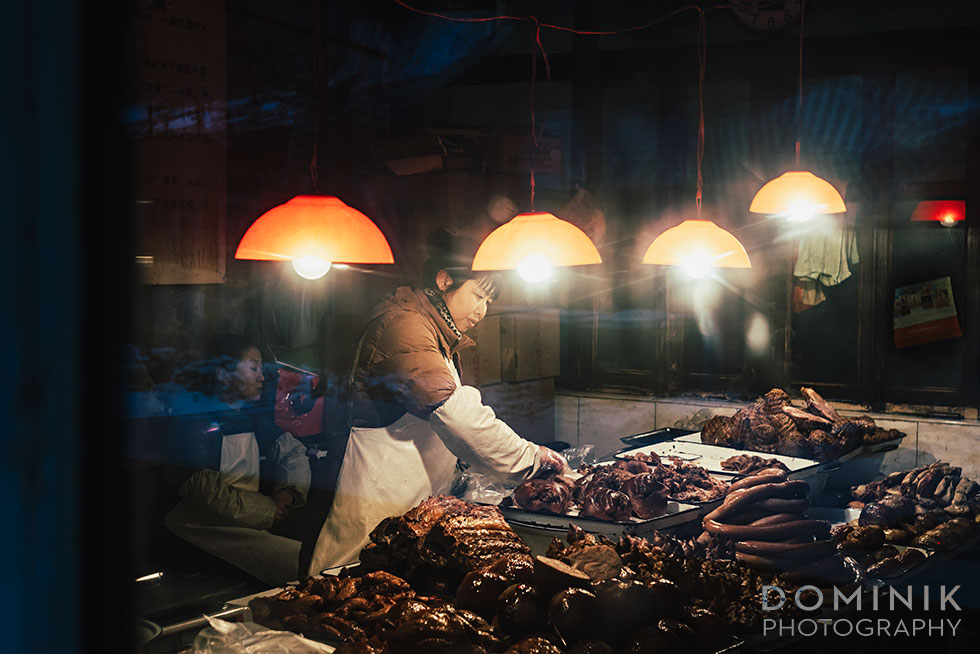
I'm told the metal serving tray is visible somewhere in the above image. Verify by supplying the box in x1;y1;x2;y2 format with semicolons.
675;431;867;465
619;427;696;446
499;500;702;539
616;440;821;476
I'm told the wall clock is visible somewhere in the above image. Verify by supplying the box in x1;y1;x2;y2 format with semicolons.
732;0;806;35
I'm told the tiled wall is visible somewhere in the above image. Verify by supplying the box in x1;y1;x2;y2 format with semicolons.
555;392;980;482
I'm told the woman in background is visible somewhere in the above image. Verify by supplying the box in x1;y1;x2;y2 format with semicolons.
165;335;311;585
309;229;567;573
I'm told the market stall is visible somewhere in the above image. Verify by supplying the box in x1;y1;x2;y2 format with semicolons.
143;387;980;654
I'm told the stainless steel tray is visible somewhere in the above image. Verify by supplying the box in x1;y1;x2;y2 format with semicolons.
616;439;821;476
861;434;906;453
499;500;702;538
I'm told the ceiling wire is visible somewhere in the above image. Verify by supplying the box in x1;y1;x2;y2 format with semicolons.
696;7;706;217
796;0;806;168
310;0;325;194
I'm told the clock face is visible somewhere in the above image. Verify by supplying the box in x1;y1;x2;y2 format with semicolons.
732;0;806;34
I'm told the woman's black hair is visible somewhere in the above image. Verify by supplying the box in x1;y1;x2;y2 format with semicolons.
421;227;501;299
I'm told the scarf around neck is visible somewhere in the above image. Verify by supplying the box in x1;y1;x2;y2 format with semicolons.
423;287;463;340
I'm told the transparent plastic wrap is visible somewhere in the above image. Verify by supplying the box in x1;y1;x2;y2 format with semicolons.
561;444;596;470
455;468;510;505
454;445;597;505
191;616;334;654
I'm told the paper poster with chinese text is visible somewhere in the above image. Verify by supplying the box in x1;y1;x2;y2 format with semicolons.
893;277;962;348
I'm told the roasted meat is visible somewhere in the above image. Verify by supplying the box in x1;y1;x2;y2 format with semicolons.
801;387;840;422
762;389;791;415
807;429;843;462
362;496;530;587
581;487;633;522
513;478;572;515
776;430;812;458
700;415;743;447
622;473;669;519
858;496;916;528
720;454;790;475
781;406;833;434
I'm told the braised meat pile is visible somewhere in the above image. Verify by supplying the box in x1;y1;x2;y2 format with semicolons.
544;524;810;634
699;387;875;462
360;495;531;591
510;457;727;523
848;462;980;551
830;523;923;579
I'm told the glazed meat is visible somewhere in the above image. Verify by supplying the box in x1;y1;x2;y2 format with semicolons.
781;406;833;434
859;496;916;528
762;389;791;414
801;387;840;422
776;430;812;458
362;496;530;586
701;415;743;447
581;487;633;521
807;429;843;462
622;473;669;519
513;478;572;515
720;455;790;475
653;460;728;503
831;421;863;453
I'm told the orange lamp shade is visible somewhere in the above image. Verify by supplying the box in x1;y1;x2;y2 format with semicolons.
234;195;394;264
642;219;751;269
471;211;602;271
910;200;965;225
749;170;846;217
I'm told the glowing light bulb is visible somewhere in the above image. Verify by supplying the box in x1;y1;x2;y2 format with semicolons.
291;256;332;279
680;253;710;279
787;200;819;222
517;254;553;283
940;214;958;227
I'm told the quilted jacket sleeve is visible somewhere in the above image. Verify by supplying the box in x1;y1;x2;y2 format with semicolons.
366;312;460;418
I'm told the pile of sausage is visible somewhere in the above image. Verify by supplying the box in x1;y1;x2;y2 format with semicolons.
701;468;840;577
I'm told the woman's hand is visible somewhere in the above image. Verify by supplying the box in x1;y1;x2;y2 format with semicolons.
272;488;295;523
535;446;571;478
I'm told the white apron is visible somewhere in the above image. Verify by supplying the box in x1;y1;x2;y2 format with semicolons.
307;359;462;574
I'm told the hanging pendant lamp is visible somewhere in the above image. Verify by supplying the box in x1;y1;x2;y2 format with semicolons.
470;32;600;283
642;10;750;277
235;195;394;279
749;0;846;221
234;4;393;280
642;219;750;278
471;211;601;281
749;170;846;218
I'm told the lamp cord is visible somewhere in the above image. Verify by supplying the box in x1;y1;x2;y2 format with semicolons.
310;0;324;194
796;0;806;169
696;8;705;218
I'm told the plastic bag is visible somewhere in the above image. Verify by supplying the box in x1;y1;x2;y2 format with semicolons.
191;616;334;654
561;445;596;470
454;468;511;505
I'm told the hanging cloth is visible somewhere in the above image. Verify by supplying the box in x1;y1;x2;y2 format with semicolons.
792;214;859;310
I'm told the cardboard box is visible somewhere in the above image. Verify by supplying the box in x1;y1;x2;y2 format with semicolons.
480;377;556;444
499;309;560;382
459;314;502;386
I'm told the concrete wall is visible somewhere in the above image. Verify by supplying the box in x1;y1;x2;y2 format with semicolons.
555;391;980;482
